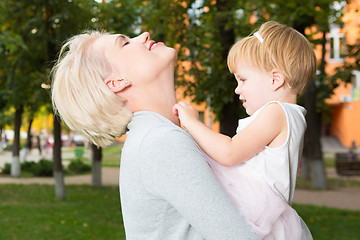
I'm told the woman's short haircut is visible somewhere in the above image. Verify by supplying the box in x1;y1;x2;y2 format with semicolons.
227;21;317;95
51;31;133;147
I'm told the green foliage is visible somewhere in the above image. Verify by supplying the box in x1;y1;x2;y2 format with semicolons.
0;159;53;176
141;0;343;125
67;159;91;174
332;38;360;84
92;0;141;36
22;159;53;176
0;158;92;176
1;163;10;174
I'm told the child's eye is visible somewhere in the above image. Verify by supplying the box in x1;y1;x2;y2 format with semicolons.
123;41;130;47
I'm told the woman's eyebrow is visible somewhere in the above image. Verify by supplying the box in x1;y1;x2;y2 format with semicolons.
115;34;129;46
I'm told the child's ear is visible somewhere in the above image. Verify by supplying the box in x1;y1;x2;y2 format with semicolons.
270;69;285;91
105;78;132;93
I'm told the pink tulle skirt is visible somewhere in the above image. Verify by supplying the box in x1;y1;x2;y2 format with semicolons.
207;157;313;240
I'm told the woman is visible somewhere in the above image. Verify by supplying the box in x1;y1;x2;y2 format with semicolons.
51;31;257;240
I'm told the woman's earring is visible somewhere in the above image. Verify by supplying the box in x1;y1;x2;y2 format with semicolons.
105;78;131;93
122;79;131;86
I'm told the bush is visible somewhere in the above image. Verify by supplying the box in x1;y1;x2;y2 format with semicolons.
32;159;53;176
1;163;11;174
1;160;53;177
22;159;53;176
67;159;91;174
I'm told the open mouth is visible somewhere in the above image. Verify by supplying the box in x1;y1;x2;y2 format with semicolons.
239;95;246;103
149;40;156;50
149;40;164;51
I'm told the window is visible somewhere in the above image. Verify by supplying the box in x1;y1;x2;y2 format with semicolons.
199;111;205;123
351;70;360;101
329;25;346;62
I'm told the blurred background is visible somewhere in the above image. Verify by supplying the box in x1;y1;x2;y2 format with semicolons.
0;0;360;239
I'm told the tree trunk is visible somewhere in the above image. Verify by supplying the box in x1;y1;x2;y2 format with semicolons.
11;106;23;177
0;126;3;153
293;25;328;188
302;80;328;189
216;0;239;136
219;95;241;136
22;117;33;162
303;32;329;188
91;143;103;188
45;2;66;199
53;114;66;199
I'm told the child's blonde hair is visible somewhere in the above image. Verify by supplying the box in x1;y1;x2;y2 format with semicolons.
51;31;133;147
227;21;317;95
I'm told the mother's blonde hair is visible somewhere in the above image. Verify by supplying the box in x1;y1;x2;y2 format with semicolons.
51;31;133;147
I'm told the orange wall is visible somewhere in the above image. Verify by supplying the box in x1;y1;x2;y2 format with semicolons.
324;0;360;148
331;101;360;147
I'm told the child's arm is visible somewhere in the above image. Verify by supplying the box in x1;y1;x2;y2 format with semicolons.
173;101;287;167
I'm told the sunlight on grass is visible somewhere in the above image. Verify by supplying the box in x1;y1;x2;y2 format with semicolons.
294;204;360;240
0;184;359;240
102;142;123;167
0;185;125;240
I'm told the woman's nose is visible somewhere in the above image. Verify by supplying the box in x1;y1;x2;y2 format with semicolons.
133;32;150;43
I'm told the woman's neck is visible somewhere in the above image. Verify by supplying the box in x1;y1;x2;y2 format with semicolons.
126;78;180;126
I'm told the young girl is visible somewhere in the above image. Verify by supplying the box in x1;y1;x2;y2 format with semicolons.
173;21;315;239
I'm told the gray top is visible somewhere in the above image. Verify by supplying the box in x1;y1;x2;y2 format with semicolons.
120;111;257;240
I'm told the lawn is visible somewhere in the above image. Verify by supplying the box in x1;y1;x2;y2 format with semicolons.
1;184;360;240
294;204;360;240
0;184;125;240
64;142;123;167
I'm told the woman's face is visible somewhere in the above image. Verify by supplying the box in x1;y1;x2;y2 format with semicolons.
94;32;177;84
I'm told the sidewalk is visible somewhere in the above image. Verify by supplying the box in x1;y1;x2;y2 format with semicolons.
0;148;119;186
1;149;360;211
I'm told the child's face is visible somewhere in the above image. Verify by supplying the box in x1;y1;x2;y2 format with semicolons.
233;61;273;115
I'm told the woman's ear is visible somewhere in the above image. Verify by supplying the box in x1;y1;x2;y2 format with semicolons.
270;69;285;91
105;79;132;93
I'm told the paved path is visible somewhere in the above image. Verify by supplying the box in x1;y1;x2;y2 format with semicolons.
1;149;360;211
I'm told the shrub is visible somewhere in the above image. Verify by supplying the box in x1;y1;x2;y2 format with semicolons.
1;163;11;174
32;159;53;176
67;159;91;174
0;160;53;176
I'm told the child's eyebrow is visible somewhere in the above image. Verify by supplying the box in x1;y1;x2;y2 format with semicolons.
115;34;129;46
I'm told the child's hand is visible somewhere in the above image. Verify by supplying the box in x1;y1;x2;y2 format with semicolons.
173;101;199;129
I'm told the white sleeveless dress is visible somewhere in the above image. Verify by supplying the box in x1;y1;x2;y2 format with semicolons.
206;101;313;240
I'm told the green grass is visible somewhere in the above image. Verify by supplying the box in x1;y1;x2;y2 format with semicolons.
323;152;336;168
102;142;123;167
0;184;359;240
0;184;125;240
294;204;360;240
62;142;123;167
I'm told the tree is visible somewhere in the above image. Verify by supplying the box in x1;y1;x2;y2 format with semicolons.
91;143;103;187
332;38;360;84
44;0;98;199
142;0;251;136
0;1;46;177
1;0;99;196
143;0;344;188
